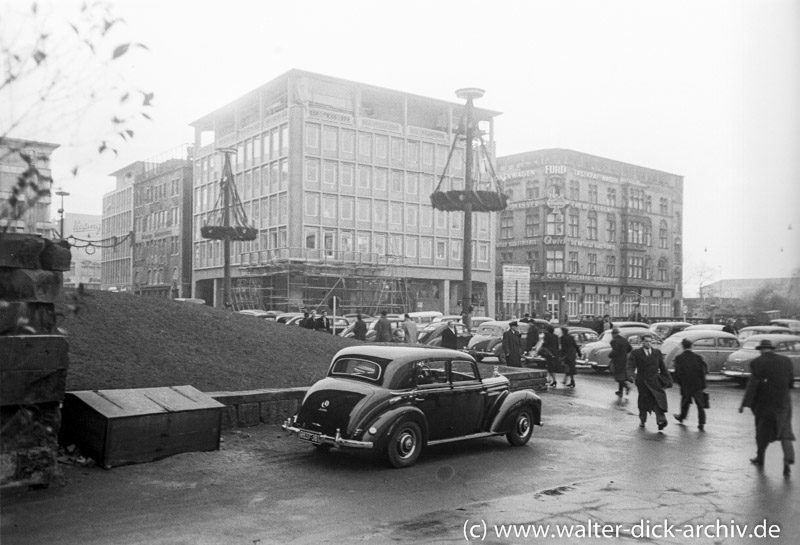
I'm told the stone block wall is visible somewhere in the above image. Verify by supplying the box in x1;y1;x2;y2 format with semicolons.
1;233;71;489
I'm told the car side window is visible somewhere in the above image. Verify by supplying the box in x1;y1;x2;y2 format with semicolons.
717;338;739;348
628;335;641;345
693;338;715;347
450;360;478;383
454;323;468;335
415;360;448;386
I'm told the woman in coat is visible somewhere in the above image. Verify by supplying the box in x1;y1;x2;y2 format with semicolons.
542;325;561;388
609;328;632;399
560;327;578;388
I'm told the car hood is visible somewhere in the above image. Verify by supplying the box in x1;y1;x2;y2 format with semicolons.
724;349;757;369
296;377;380;438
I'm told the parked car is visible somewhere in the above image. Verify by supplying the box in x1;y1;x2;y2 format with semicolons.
338;317;376;338
661;330;741;374
467;319;549;363
683;324;725;332
721;334;800;384
770;319;800;334
580;328;662;372
524;326;600;369
236;309;272;319
417;321;472;349
340;316;406;342
407;311;443;325
285;314;349;332
468;316;494;333
610;321;651;330
650;321;692;341
276;312;304;324
431;314;465;324
737;325;792;341
343;313;373;324
282;345;543;468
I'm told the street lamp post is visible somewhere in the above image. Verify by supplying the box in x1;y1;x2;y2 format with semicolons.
55;188;70;240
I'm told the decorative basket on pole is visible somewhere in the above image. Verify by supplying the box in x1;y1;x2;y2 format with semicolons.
431;88;507;329
200;149;256;308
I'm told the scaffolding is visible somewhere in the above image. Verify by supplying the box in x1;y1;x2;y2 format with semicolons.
236;255;413;315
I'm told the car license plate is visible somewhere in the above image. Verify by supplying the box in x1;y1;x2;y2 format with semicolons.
298;430;321;443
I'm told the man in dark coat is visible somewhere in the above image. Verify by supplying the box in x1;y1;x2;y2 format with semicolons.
302;310;316;329
502;321;523;367
560;327;578;387
609;328;632;398
739;339;795;475
374;311;393;342
524;322;540;357
627;336;670;430
673;338;708;430
353;314;368;341
542;325;561;387
441;323;458;349
315;310;331;333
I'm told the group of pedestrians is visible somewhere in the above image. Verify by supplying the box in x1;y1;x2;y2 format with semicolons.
609;327;794;476
502;321;577;388
300;309;332;333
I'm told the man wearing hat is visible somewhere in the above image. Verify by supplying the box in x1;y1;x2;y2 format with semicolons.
739;338;795;475
609;328;632;399
673;338;708;430
502;321;523;367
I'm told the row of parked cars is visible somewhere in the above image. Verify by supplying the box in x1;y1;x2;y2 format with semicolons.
579;319;800;383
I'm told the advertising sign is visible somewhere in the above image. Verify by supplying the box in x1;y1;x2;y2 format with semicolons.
502;264;530;304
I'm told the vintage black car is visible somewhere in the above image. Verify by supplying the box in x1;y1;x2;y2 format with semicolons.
283;345;543;468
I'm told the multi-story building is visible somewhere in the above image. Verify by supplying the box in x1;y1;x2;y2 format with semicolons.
190;69;499;315
102;147;194;297
496;149;683;321
101;169;134;291
60;213;102;289
0;137;59;237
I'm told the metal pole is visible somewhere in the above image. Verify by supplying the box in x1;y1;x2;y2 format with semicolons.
456;88;484;331
222;153;232;309
55;188;69;239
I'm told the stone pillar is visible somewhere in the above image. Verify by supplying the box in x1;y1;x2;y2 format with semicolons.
0;233;71;489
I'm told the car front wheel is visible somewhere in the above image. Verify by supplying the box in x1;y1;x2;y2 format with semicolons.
506;407;533;446
386;420;422;468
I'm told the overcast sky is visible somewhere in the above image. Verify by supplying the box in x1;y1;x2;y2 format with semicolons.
4;0;799;296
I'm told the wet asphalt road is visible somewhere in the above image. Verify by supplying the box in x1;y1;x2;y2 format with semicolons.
2;371;799;544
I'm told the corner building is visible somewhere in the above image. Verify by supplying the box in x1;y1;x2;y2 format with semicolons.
496;149;683;321
190;70;499;315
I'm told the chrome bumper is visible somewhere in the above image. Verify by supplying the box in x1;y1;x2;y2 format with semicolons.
282;419;374;449
722;370;749;378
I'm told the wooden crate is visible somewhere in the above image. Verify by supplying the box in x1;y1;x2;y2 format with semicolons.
61;385;224;469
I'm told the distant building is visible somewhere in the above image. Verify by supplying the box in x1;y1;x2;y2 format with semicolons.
190;69;499;314
101;146;193;297
0;137;59;237
699;277;800;301
60;213;102;289
495;149;684;321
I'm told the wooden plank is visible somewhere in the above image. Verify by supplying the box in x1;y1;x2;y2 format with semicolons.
0;336;68;371
0;369;67;405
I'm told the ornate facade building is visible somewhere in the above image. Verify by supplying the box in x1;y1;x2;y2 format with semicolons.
190;70;499;315
495;149;683;321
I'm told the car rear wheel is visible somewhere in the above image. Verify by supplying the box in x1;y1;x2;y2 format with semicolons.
506;407;533;446
386;420;422;468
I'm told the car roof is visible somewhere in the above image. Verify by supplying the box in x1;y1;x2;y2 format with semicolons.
650;321;692;327
560;326;597;334
739;325;792;332
741;333;800;344
333;344;473;362
665;329;739;341
613;321;651;328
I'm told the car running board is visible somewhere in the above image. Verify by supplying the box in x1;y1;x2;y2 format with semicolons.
427;432;497;446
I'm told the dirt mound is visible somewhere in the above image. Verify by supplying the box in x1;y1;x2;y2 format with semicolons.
59;290;360;392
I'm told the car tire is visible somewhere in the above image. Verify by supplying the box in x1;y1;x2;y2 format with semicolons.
386;420;422;468
313;443;332;452
506;407;534;447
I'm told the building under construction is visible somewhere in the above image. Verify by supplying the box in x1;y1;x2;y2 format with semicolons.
190;70;500;316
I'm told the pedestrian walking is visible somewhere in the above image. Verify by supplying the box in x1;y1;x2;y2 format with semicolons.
560;327;578;388
353;314;368;341
302;310;316;329
502;321;523;367
524;321;540;357
627;336;671;430
739;339;795;475
628;303;643;322
673;338;708;430
542;325;560;387
374;310;393;343
597;314;614;335
402;313;418;344
315;310;331;333
609;328;632;400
